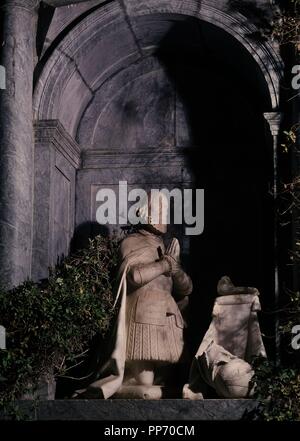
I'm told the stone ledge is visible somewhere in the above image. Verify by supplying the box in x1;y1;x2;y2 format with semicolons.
1;399;259;421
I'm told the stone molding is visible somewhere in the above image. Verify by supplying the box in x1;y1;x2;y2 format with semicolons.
34;120;81;169
81;148;190;170
263;112;283;136
2;0;40;12
45;0;87;6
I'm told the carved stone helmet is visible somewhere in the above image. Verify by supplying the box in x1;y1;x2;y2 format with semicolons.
137;190;169;235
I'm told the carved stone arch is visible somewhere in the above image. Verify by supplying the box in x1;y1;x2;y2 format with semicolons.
33;0;283;139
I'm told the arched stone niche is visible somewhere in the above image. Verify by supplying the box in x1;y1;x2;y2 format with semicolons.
33;0;283;346
34;1;282;132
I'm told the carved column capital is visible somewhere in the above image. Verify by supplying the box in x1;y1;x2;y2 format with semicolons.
263;112;283;136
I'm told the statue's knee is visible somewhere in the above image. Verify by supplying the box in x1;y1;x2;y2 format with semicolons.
131;361;155;386
136;369;154;386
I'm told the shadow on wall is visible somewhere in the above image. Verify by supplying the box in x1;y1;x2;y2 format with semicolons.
153;18;275;356
70;222;110;254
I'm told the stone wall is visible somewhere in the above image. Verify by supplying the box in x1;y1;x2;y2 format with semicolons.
0;399;259;421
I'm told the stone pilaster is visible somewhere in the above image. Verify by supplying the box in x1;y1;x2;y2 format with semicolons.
264;112;282;363
263;112;282;193
0;0;39;288
292;51;300;295
32;120;80;281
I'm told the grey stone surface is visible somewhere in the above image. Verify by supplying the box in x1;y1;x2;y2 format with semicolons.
75;160;193;241
32;121;80;280
22;376;56;401
46;0;97;6
42;1;106;56
1;399;259;420
0;1;38;289
77;56;191;150
44;0;274;10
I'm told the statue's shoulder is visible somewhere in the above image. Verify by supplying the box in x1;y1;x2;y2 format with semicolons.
119;233;143;256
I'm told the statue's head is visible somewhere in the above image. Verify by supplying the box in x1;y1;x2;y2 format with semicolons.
137;191;169;235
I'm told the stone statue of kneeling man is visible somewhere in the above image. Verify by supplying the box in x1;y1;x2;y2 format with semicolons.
184;276;267;399
73;192;193;399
